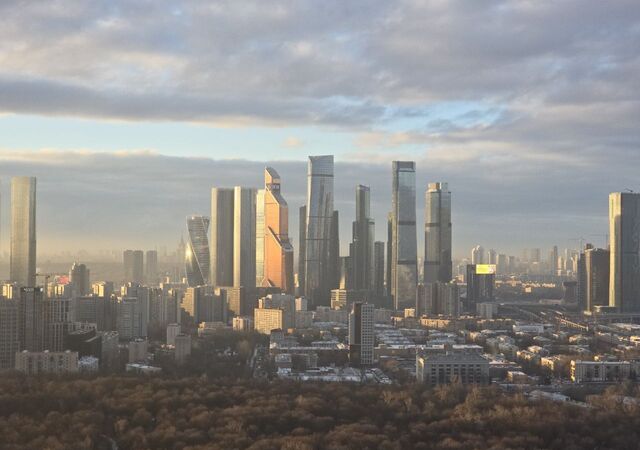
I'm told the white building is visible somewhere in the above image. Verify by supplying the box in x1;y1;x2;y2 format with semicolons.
571;360;633;383
348;303;374;366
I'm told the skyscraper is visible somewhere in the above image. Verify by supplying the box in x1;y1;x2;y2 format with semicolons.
297;205;306;295
351;185;375;292
123;250;144;284
146;250;159;285
609;192;640;312
210;188;235;287
234;187;257;294
348;302;374;367
424;182;452;285
304;155;334;307
373;241;385;299
471;245;485;265
261;167;294;293
585;248;610;312
10;176;36;288
390;161;418;310
69;263;90;297
185;215;210;287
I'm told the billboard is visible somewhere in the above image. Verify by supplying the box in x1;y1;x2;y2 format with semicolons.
476;264;496;275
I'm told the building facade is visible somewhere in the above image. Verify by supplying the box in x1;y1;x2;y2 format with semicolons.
304;156;335;307
185;215;210;287
424;182;452;284
10;176;37;288
348;302;374;366
390;161;418;311
609;192;640;312
210;188;235;287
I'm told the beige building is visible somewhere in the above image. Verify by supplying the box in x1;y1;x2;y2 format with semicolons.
254;308;284;335
232;316;253;331
15;350;79;375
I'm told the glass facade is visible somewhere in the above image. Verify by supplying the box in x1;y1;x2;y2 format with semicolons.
609;192;640;312
304;155;334;306
424;182;452;284
391;161;417;310
185;215;210;287
10;176;36;288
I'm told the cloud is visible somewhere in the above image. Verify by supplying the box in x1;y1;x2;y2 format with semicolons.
283;137;304;149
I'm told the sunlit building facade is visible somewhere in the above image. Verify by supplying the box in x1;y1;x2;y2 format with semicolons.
10;176;36;288
609;192;640;312
260;167;294;293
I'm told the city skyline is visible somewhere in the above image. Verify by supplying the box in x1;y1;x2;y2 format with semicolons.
0;1;636;259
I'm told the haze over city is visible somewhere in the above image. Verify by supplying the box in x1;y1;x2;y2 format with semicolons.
2;2;640;450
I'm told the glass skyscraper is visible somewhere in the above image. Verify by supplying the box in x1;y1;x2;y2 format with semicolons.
424;182;452;284
609;192;640;312
351;185;375;291
185;215;210;287
390;161;417;310
304;155;334;307
10;176;36;288
210;188;235;287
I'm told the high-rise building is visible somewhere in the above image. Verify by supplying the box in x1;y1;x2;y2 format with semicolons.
0;299;19;369
69;263;91;297
260;167;294;293
18;287;44;352
10;177;36;288
348;302;374;366
549;246;559;275
424;182;452;285
419;282;460;317
256;188;266;286
185;215;210;287
488;249;497;265
146;250;159;285
297;205;307;296
465;265;495;312
210;188;235;287
609;192;640;312
234;187;257;304
373;241;385;299
304;155;334;307
351;185;375;292
123;250;144;284
585;248;610;312
471;245;485;265
390;161;418;310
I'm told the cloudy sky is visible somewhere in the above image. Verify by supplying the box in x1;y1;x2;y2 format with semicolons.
0;0;638;258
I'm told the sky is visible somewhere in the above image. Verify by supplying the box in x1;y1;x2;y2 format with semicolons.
0;0;638;259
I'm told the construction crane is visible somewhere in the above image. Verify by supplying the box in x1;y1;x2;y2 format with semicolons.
35;272;55;300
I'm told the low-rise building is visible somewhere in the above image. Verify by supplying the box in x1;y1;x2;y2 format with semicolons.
571;360;633;383
416;351;489;386
15;350;79;375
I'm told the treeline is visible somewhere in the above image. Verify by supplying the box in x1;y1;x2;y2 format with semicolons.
1;376;640;449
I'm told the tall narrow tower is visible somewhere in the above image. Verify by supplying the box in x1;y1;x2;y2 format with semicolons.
10;176;36;288
261;167;294;293
304;155;334;307
351;185;375;291
210;188;235;287
424;182;452;284
390;162;417;310
185;215;210;287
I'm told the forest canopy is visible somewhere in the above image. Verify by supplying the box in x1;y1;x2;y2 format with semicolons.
0;376;639;450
